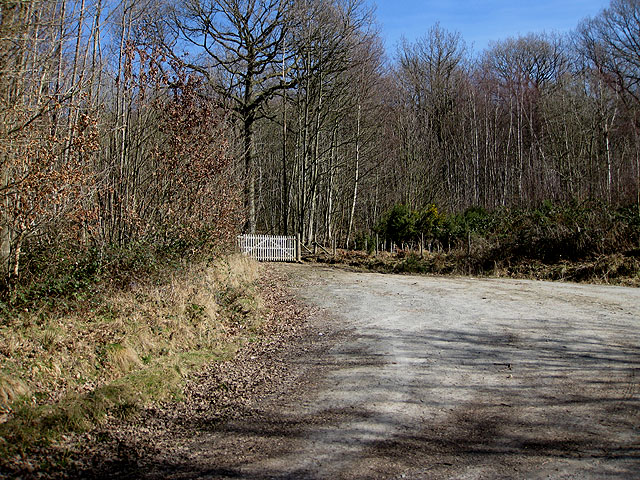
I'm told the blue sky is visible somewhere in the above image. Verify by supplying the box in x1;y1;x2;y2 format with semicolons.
371;0;610;54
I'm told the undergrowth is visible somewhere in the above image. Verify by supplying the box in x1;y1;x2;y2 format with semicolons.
329;201;640;285
319;250;640;285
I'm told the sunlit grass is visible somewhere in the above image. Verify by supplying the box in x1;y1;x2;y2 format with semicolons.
0;253;264;461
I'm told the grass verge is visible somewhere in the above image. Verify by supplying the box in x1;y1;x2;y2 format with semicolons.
0;253;265;469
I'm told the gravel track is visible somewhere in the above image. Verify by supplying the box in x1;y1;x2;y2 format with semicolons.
71;264;640;479
267;265;640;479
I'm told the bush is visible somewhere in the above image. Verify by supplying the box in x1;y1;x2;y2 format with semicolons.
373;200;640;265
436;206;495;248
1;226;234;315
416;204;444;239
375;204;416;245
492;201;637;262
353;232;376;254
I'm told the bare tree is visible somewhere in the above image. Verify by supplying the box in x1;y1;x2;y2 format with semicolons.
168;0;296;233
481;33;567;204
396;24;467;207
580;0;640;206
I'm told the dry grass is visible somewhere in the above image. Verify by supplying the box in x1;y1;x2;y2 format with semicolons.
0;374;29;413
106;344;142;376
0;253;265;458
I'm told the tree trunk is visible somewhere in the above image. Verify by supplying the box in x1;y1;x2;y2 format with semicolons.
281;41;289;235
306;70;323;244
244;115;256;233
346;103;361;246
1;167;10;282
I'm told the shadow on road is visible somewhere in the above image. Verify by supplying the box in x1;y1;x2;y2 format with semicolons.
79;312;640;479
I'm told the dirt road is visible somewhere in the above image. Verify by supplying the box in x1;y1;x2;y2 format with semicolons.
86;264;640;479
266;265;640;479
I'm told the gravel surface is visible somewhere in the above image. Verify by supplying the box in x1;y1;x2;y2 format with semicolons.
271;265;640;479
50;265;640;479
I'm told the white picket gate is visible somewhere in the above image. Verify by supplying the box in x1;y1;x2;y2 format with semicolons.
237;234;298;262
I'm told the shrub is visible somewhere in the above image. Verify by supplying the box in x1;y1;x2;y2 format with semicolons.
374;200;640;265
375;204;416;245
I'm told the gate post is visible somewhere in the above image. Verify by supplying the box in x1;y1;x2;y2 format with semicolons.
296;233;302;262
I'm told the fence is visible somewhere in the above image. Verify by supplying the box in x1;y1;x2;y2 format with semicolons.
237;234;299;262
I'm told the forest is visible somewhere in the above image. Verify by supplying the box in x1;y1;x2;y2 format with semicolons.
1;0;640;295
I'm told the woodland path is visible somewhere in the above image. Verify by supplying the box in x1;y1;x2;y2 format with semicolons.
87;264;640;479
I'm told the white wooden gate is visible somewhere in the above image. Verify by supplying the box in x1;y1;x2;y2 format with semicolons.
237;234;298;262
